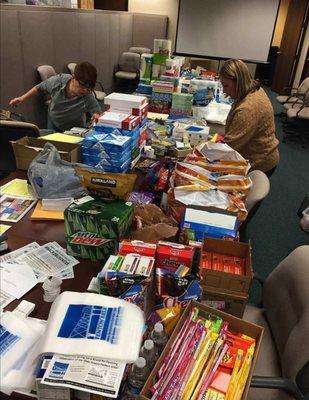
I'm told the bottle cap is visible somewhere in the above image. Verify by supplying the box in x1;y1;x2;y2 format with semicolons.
154;322;164;333
136;357;146;368
144;339;154;350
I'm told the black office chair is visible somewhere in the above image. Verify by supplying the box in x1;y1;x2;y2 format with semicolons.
114;52;141;93
0;120;40;179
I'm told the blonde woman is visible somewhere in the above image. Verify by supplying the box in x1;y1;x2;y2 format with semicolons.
219;59;279;177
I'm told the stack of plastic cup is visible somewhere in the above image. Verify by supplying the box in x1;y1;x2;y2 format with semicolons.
42;276;62;302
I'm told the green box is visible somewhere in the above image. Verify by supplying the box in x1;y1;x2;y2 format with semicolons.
66;233;117;262
64;199;134;240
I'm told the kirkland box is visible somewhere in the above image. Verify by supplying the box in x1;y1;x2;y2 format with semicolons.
64;198;134;240
140;300;264;400
11;136;80;170
201;287;248;318
200;237;253;295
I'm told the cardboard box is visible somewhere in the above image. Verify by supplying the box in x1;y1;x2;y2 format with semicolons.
201;287;248;318
201;237;253;295
140;300;263;400
156;241;194;272
11;136;80;170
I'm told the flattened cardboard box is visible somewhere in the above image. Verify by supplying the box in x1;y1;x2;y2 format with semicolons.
11;136;80;170
140;300;264;400
201;237;253;295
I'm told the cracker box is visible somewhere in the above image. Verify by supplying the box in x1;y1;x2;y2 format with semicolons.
156;241;194;272
201;287;248;318
64;198;134;240
118;239;157;258
141;300;264;400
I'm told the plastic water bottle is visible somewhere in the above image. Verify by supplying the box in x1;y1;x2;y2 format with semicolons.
150;322;168;355
124;357;148;399
140;339;157;369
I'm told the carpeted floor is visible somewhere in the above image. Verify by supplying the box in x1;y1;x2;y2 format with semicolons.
247;87;309;304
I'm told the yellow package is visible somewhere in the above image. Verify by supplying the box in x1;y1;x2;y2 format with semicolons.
75;167;136;201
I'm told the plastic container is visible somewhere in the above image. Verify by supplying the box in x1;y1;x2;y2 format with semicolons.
140;339;157;369
150;322;168;355
124;357;148;398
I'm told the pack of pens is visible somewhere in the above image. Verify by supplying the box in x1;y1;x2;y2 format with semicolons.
141;301;263;400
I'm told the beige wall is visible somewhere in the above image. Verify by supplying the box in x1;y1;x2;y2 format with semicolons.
293;23;309;87
128;0;179;49
272;0;290;47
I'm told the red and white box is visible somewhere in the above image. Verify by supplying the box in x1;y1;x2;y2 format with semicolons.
118;239;157;258
109;103;149;119
104;92;148;109
156;241;194;272
97;112;140;130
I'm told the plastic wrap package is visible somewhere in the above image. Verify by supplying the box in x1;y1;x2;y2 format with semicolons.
200;100;231;125
37;291;144;363
194;142;247;162
0;312;46;395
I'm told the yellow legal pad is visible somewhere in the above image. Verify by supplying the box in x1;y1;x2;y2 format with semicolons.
31;201;64;221
1;179;35;199
0;224;11;235
40;133;84;144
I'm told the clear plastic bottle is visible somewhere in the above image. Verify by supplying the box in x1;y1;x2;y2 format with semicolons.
150;322;168;355
140;339;157;369
124;357;148;399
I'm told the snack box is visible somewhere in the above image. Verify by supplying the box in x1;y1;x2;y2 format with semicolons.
156;241;194;272
200;237;253;295
104;92;148;109
64;198;134;240
119;239;157;258
97;111;140;131
66;232;116;262
201;286;248;318
140;300;264;400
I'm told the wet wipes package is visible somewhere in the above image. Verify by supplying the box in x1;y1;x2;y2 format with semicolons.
38;291;144;363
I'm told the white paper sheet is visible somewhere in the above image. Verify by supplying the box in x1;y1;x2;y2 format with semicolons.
0;242;40;264
0;262;38;299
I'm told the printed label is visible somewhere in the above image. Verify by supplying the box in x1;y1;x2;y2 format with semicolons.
0;324;21;355
58;305;122;344
91;178;117;187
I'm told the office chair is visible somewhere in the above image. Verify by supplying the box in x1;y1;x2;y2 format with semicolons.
244;245;309;400
0;120;40;179
129;46;151;55
114;52;141;93
275;78;309;117
67;62;106;102
239;170;270;241
37;65;57;107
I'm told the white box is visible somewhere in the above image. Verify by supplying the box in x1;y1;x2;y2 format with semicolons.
104;92;148;109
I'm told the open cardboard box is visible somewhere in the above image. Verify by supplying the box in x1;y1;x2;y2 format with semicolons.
201;237;253;295
11;136;81;170
140;300;264;400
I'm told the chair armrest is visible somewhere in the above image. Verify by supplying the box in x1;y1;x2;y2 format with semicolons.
114;64;120;74
96;81;105;93
251;376;304;400
253;272;265;286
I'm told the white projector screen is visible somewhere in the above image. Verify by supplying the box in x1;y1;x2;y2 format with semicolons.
175;0;280;63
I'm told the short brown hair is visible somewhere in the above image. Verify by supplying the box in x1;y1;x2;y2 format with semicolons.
219;59;258;100
74;62;97;90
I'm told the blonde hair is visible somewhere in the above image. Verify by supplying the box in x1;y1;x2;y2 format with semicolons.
219;59;258;100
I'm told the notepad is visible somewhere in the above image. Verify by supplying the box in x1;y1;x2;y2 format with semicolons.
1;179;35;199
40;132;84;144
31;201;64;221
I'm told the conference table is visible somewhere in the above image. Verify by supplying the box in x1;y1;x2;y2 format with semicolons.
1;171;103;400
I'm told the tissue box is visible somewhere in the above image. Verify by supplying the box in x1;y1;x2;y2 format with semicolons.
64;199;134;240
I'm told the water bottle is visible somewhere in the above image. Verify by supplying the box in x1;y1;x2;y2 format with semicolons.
150;322;168;355
124;357;148;399
140;339;157;369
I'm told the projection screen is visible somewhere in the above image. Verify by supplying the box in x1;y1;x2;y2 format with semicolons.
175;0;280;63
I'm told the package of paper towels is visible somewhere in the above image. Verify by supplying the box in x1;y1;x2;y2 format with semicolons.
38;291;145;363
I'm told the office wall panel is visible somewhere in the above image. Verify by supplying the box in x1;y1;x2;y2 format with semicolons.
52;11;80;73
0;10;28;117
119;13;133;54
19;10;55;124
0;5;167;127
132;14;168;50
95;13;111;92
77;12;96;67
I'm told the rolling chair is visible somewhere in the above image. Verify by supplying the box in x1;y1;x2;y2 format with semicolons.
37;65;57;106
114;52;141;93
67;62;106;102
129;46;151;55
239;170;270;241
245;245;309;400
0;120;40;179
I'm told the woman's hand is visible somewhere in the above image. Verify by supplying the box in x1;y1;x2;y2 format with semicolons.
91;113;101;124
9;97;23;107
